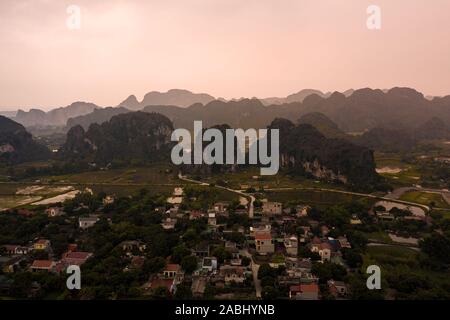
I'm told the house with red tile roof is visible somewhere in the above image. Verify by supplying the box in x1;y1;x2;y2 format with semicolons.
143;278;175;295
62;251;93;266
255;232;274;255
30;260;55;272
163;264;181;279
289;283;319;300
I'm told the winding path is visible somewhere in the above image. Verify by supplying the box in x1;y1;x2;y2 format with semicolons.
264;186;431;212
385;186;450;209
177;173;255;218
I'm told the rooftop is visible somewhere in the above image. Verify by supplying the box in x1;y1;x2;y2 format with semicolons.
255;232;272;240
31;260;53;269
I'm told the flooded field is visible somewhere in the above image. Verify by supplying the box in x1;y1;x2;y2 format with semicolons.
0;195;43;211
31;190;80;205
376;167;403;174
0;184;78;210
16;185;75;196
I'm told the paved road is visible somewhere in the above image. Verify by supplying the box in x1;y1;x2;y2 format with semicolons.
264;186;431;211
367;242;420;252
178;173;438;217
241;249;261;298
385;186;450;207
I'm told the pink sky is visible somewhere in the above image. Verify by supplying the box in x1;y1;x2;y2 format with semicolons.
1;0;450;110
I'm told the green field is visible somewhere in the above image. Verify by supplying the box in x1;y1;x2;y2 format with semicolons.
201;167;343;191
365;231;393;243
363;246;419;269
263;189;368;207
0;195;43;210
363;245;450;294
400;191;450;209
374;153;424;186
0;162;242;209
42;164;181;185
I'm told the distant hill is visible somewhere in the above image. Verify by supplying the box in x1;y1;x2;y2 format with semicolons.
298;112;348;139
354;117;450;152
58;109;380;188
0;116;51;164
354;126;417;153
261;89;327;106
0;111;17;118
59;112;174;164
142;98;271;130
118;89;216;110
415;117;450;140
260;89;354;106
66;107;130;130
127;87;450;135
14;102;99;127
7;86;450;136
296;87;450;132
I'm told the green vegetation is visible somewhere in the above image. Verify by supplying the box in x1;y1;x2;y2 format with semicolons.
363;244;450;299
42;164;180;185
200;167;341;190
365;231;392;243
264;189;369;208
400;191;450;209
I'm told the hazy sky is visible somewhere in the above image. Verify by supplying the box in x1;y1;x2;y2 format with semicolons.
1;0;450;110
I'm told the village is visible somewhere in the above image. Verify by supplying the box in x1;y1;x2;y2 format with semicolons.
1;181;442;301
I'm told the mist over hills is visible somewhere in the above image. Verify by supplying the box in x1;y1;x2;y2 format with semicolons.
118;89;216;110
66;107;130;130
260;89;354;106
297;112;348;139
4;88;354;128
13;102;99;127
0;111;17;118
4;87;450;141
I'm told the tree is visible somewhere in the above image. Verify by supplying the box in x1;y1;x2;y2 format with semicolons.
253;199;263;208
258;263;276;280
262;286;279;300
181;255;198;274
212;246;232;263
172;244;190;264
346;231;368;250
311;262;347;283
342;249;363;268
143;257;165;274
348;274;384;300
420;233;450;264
242;256;251;267
261;276;275;287
151;286;169;300
174;283;193;299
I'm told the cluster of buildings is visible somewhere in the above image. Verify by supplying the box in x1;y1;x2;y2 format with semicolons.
1;240;93;275
143;239;254;298
0;187;358;300
147;194;354;300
